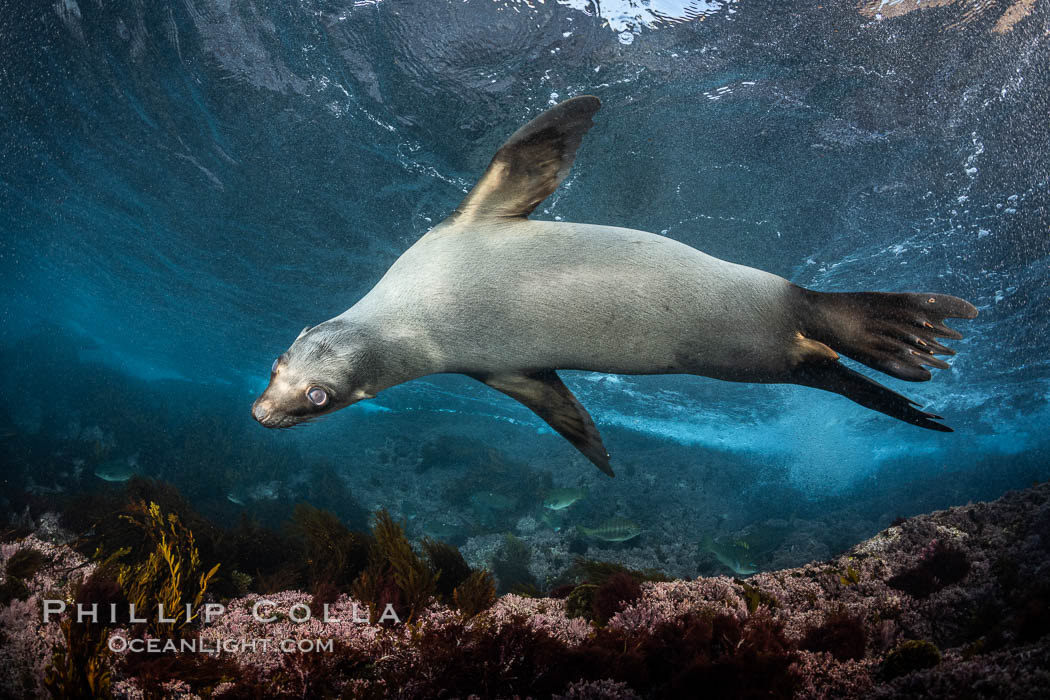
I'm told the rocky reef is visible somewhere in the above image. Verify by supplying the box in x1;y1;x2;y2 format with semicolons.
1;482;1048;698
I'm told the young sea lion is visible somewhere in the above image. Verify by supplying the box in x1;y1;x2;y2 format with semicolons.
252;96;977;475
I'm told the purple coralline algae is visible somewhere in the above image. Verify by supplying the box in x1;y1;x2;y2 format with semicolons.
1;483;1048;698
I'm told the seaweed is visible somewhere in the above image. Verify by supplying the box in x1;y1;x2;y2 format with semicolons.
62;489;140;560
735;579;779;614
65;478;221;575
123;478;220;557
310;579;342;611
216;514;300;592
801;609;868;661
43;573;122;699
0;576;30;605
492;534;537;593
961;594;1007;653
888;539;970;599
509;583;546;597
452;570;497;618
118;651;243;698
839;565;861;586
75;571;129;627
992;554;1021;593
565;584;598;621
256;565;302;595
1014;579;1050;643
352;509;436;623
291;503;371;590
228;569;252;596
882;639;941;680
107;500;220;636
376;613;572;698
592;571;642;625
640;611;799;698
352;565;405;625
556;610;799;698
43;618;112;699
422;537;473;602
5;547;47;579
567;557;670;586
548;583;577;599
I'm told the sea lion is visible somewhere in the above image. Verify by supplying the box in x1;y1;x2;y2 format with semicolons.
252;96;977;476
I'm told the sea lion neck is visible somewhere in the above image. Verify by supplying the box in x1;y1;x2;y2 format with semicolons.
326;309;438;393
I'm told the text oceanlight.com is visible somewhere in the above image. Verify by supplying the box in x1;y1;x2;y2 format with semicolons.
108;637;334;654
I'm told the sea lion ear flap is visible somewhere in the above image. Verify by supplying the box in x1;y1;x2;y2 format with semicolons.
454;96;602;222
296;326;312;340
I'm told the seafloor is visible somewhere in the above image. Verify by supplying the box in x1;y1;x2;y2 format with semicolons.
1;480;1048;698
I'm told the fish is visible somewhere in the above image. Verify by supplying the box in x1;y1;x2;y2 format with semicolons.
418;511;466;541
420;519;461;541
93;454;139;483
226;480;281;506
579;517;643;542
543;487;587;511
469;490;517;511
701;534;759;576
539;509;568;532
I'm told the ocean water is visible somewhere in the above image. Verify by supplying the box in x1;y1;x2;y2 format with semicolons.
1;0;1048;584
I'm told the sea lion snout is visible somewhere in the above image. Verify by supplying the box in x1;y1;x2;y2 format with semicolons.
252;399;272;424
251;392;307;429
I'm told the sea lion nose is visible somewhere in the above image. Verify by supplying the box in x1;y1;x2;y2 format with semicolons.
252;400;270;423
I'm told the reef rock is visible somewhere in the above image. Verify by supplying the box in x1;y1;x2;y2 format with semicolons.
1;483;1048;698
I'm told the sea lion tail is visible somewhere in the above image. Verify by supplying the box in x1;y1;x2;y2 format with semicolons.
797;289;978;382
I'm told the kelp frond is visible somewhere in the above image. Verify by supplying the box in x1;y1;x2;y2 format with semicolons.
111;500;220;636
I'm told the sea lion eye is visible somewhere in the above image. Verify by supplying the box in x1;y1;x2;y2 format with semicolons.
307;387;328;406
271;358;279;374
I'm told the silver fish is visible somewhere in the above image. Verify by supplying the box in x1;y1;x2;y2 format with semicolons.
702;534;758;576
543;487;587;510
579;517;643;542
93;454;139;483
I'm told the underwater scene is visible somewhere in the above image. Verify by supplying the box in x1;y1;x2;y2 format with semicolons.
1;0;1049;697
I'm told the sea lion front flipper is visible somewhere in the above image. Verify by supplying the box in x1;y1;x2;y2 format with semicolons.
454;96;602;221
474;369;614;476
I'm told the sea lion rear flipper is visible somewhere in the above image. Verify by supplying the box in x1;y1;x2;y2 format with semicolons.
454;96;602;221
798;288;978;382
791;360;954;432
474;369;614;476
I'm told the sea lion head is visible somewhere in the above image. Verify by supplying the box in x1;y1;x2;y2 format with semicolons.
252;323;376;429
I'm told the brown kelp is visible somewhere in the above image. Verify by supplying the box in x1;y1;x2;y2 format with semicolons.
43;618;112;699
452;570;498;618
422;536;473;602
492;534;537;593
291;502;371;591
42;572;124;699
352;509;437;623
104;500;220;636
